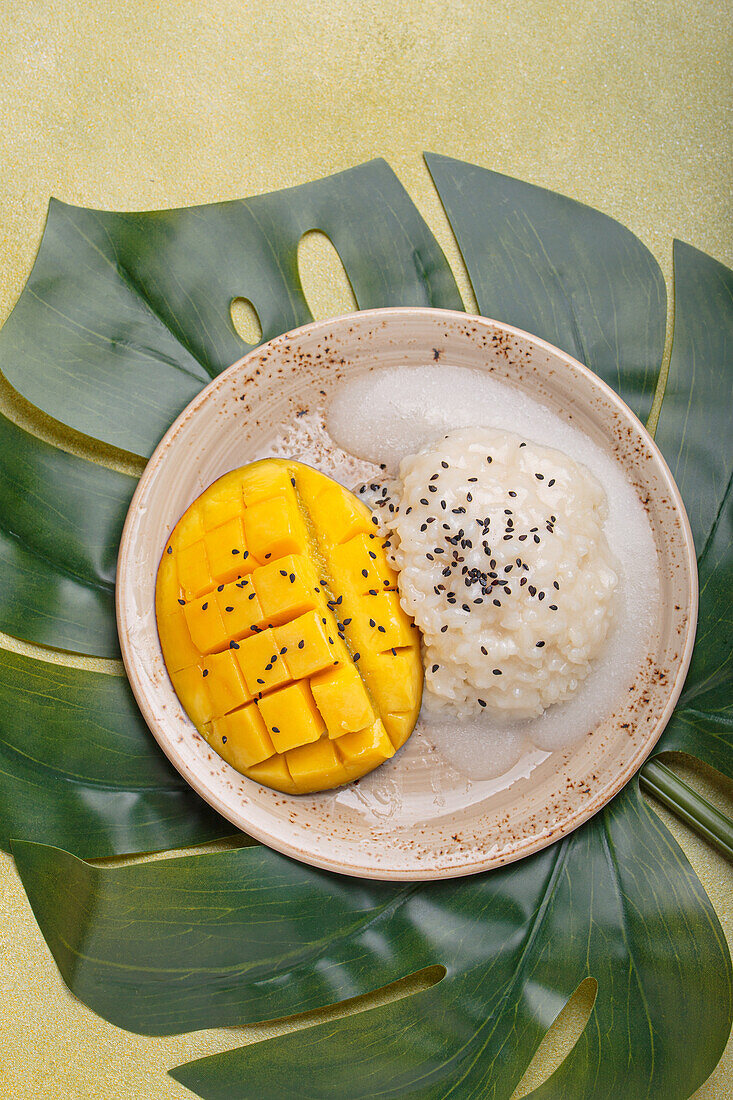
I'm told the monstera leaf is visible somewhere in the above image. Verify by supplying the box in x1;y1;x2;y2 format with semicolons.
12;782;732;1100
2;156;731;1100
0;160;461;457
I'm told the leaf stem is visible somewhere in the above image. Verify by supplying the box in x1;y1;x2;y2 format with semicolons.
640;759;733;860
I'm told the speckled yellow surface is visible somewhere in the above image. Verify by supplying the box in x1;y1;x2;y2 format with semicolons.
0;2;730;1096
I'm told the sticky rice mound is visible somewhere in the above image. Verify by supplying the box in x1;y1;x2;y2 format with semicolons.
375;428;619;721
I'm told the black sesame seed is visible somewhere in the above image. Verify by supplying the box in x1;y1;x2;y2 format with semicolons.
431;664;439;673
225;606;234;612
230;640;240;649
202;602;208;610
492;668;502;676
280;569;287;577
508;490;517;498
166;546;172;554
429;485;438;493
535;473;544;480
221;735;227;743
231;548;240;554
549;604;558;611
202;668;209;677
441;625;448;633
342;618;352;626
478;698;487;707
534;535;541;544
264;663;272;671
480;645;488;655
493;599;501;607
257;677;264;684
272;727;280;734
248;592;256;600
536;640;545;648
441;461;449;469
554;581;560;590
177;598;185;605
298;640;305;649
548;479;556;487
353;652;361;661
362;569;369;577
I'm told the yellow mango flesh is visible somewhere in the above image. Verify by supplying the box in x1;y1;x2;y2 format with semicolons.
156;459;423;794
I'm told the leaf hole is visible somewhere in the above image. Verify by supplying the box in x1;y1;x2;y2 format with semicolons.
297;230;357;322
231;964;447;1045
511;976;598;1098
230;298;262;346
88;831;258;868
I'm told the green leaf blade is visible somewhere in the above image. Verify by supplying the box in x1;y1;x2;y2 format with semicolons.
12;840;417;1034
0;411;136;656
0;161;462;457
0;648;227;855
654;244;733;775
655;242;733;553
425;153;666;422
12;787;732;1100
167;786;731;1100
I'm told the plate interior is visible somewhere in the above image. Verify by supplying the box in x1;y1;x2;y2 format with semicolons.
117;309;697;879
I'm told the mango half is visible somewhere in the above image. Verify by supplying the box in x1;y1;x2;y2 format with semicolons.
155;459;423;794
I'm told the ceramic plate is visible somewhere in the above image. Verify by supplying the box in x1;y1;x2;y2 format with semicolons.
116;309;697;880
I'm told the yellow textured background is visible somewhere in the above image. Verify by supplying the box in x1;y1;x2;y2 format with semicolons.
0;2;730;1096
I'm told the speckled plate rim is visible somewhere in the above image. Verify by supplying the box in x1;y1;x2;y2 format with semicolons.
116;308;698;880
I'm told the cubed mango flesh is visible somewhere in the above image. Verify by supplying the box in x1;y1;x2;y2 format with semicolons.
156;458;423;793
